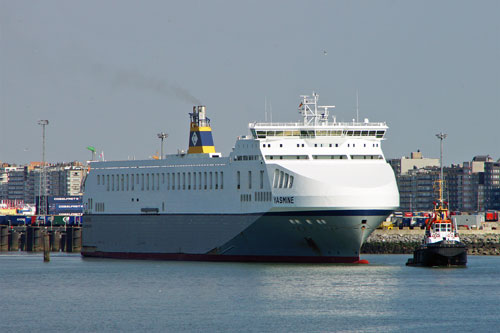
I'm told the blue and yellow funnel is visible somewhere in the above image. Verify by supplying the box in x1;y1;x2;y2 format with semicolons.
188;106;216;154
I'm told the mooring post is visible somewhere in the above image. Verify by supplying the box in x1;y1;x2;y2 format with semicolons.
43;232;50;262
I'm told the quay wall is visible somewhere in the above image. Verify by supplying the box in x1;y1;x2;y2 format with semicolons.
362;228;500;255
0;225;81;253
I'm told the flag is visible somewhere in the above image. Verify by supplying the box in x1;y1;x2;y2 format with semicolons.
86;146;96;153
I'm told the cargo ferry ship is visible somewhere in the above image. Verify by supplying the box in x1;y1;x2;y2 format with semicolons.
82;92;399;263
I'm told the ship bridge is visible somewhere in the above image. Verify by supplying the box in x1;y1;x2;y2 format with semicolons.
249;93;387;140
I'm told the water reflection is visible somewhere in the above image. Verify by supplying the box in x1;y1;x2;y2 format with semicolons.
1;254;499;332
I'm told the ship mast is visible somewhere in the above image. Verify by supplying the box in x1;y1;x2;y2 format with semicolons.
298;92;335;126
436;132;447;204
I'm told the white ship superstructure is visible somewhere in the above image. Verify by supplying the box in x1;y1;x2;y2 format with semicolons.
82;93;399;263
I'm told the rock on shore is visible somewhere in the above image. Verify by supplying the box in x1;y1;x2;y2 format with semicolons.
361;229;500;255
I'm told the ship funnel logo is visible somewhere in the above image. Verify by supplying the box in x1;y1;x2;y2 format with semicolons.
191;132;199;146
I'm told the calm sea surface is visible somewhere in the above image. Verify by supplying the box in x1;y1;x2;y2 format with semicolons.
0;253;499;332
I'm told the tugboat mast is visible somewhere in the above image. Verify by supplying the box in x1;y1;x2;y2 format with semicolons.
436;132;448;204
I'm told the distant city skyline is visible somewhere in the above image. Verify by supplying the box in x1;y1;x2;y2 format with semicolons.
1;0;498;165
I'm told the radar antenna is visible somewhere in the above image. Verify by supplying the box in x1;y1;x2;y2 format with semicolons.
298;92;335;126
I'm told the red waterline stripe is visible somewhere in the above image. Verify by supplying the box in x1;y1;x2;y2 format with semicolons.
81;251;363;264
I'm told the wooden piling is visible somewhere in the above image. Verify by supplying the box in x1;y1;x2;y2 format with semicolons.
43;233;50;262
65;227;82;253
26;226;42;252
19;231;26;251
49;231;61;252
8;229;20;251
0;226;8;251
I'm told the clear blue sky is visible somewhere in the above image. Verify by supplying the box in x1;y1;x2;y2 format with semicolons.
1;0;498;165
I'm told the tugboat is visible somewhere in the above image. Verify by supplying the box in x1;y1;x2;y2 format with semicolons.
406;133;467;267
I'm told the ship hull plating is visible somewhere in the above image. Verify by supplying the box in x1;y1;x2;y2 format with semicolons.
407;242;467;267
82;210;391;263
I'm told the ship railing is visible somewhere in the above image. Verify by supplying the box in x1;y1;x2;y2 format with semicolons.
250;121;387;128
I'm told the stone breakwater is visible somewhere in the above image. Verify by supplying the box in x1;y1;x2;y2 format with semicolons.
362;229;500;255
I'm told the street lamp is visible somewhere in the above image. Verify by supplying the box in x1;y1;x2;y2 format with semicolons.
157;132;168;160
38;120;49;216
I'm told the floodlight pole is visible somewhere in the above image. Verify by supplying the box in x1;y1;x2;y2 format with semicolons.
157;132;168;160
38;120;49;216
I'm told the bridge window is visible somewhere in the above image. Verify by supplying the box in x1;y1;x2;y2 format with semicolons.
279;171;285;188
312;155;348;160
265;155;309;160
350;155;383;160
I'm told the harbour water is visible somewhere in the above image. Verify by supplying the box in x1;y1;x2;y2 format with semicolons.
1;254;499;332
